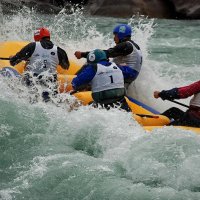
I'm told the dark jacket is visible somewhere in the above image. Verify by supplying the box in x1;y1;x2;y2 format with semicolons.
80;40;140;59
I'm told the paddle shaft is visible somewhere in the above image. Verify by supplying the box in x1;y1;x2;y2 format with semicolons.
0;57;10;60
136;114;159;118
168;99;189;108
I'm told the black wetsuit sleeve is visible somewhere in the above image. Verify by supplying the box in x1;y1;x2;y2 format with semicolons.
159;88;179;100
10;42;36;66
104;41;133;58
57;47;70;70
81;52;90;58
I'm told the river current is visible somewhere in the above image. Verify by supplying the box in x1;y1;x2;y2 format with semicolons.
1;6;200;200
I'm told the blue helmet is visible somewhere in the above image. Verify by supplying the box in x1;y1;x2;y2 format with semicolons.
87;49;107;64
113;24;132;40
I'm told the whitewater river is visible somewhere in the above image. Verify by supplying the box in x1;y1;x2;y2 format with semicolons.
1;6;200;200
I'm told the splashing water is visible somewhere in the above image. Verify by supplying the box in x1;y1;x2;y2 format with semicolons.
1;5;200;200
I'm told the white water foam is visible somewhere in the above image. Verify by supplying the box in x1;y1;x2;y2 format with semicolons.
1;7;200;200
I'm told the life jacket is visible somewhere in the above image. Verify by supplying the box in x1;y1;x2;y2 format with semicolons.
190;93;200;108
27;42;59;74
188;93;200;119
91;62;124;93
113;41;142;73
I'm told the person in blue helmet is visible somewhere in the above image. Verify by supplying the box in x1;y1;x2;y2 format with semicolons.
74;24;143;89
72;49;131;112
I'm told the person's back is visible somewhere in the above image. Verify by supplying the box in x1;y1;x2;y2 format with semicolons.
72;49;130;111
9;27;70;102
27;39;59;75
10;27;69;72
112;40;142;75
91;59;125;105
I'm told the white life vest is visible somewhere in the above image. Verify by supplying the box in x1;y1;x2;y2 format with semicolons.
27;42;59;74
190;93;200;107
113;41;142;73
91;62;124;93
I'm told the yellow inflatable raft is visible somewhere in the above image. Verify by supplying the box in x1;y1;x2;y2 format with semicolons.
0;41;199;134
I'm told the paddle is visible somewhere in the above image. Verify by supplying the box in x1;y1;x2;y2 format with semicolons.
0;57;10;60
167;99;189;108
135;114;159;118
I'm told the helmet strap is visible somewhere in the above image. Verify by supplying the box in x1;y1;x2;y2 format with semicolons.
121;36;131;42
41;36;50;40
